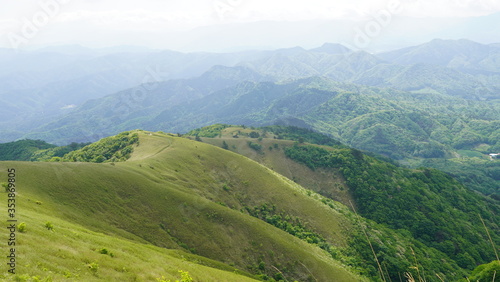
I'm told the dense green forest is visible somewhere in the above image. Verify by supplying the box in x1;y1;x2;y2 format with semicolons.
463;260;500;281
0;139;57;161
301;86;500;159
245;202;464;281
284;143;500;272
412;157;500;199
0;132;138;163
28;142;90;161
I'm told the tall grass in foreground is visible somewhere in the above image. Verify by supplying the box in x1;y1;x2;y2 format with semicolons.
349;201;386;282
479;214;500;264
480;214;500;282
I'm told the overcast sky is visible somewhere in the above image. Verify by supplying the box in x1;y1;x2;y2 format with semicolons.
1;0;500;51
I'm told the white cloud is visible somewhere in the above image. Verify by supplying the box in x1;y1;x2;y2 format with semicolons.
401;0;500;17
1;0;499;49
211;0;500;22
3;0;500;30
54;10;208;31
0;19;18;31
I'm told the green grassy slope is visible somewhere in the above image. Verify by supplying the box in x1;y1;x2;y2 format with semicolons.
188;125;500;281
0;131;365;281
197;127;354;207
0;199;258;281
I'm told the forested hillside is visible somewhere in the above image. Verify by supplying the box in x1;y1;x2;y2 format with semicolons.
0;139;56;161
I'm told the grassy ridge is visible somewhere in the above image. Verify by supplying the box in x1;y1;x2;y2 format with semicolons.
0;131;365;281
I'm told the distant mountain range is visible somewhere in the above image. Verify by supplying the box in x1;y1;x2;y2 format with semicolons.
2;40;500;166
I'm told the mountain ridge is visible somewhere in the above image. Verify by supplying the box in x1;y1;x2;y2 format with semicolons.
3;38;500;144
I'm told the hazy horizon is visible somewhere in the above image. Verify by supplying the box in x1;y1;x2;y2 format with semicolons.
2;1;500;53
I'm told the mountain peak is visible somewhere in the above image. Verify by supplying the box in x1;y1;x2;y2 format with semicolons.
273;46;307;56
427;38;482;48
310;43;351;54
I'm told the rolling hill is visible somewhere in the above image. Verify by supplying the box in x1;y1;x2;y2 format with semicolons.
3;129;496;281
0;130;366;281
0;129;497;281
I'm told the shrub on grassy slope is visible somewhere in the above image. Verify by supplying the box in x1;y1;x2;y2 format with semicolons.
462;260;500;282
29;142;89;161
61;131;139;163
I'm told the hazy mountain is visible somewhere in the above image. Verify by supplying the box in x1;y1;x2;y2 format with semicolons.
23;65;267;144
379;39;500;73
309;43;351;54
238;48;385;81
236;40;499;98
21;73;500;171
353;63;497;99
431;12;500;45
4;39;500;145
0;48;274;141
